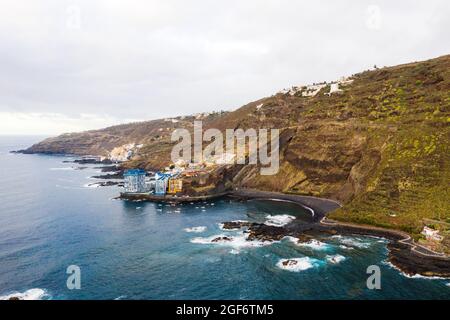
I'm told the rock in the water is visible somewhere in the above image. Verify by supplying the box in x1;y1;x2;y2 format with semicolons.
247;224;287;242
282;259;298;267
221;221;252;230
211;236;233;242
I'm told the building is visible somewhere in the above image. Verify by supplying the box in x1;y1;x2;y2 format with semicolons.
421;226;444;242
154;172;172;195
328;83;343;95
168;179;183;194
123;169;147;193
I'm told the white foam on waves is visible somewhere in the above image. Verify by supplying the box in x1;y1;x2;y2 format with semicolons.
383;260;448;280
184;226;207;233
264;214;296;227
285;237;330;251
332;235;371;249
0;288;48;300
326;254;346;264
191;232;276;250
276;257;321;272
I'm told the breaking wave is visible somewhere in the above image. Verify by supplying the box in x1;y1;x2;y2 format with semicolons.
264;214;296;227
382;260;448;280
326;254;346;264
276;257;322;272
285;237;331;251
184;226;207;233
332;235;371;249
191;232;276;250
0;288;49;300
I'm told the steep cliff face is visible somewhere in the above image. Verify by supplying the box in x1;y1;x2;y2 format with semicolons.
22;55;450;236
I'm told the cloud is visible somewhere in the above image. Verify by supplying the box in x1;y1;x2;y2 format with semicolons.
0;0;449;135
0;112;137;135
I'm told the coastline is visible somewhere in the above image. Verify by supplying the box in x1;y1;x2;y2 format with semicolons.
227;188;450;278
11;149;450;279
118;191;230;203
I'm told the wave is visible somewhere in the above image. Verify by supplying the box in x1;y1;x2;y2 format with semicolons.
0;288;49;300
191;232;276;251
332;235;371;249
184;226;207;233
382;260;448;280
285;237;331;251
218;220;249;230
49;167;74;171
326;254;346;264
276;257;322;272
264;214;296;227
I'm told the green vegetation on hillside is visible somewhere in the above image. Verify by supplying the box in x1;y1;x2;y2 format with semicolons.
24;55;450;249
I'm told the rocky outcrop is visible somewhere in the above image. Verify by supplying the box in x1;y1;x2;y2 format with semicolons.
221;221;253;230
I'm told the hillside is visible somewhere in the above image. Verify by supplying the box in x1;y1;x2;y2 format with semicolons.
22;55;450;247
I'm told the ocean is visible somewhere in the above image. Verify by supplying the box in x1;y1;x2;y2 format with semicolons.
0;136;449;300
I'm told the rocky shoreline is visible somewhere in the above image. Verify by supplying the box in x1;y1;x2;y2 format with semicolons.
117;187;450;277
226;189;450;278
13;151;450;278
118;191;230;203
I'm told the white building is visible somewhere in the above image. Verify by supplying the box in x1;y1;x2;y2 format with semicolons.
421;226;444;242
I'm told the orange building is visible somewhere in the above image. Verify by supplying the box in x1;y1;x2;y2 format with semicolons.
167;179;183;194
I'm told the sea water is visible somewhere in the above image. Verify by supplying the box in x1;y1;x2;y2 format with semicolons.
0;136;449;300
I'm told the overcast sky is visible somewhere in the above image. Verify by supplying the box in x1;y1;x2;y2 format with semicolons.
0;0;449;135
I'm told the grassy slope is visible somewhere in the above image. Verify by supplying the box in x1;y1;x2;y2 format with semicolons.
24;55;450;243
326;58;450;238
219;55;450;241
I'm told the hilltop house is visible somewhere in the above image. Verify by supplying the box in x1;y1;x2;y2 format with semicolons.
421;226;444;242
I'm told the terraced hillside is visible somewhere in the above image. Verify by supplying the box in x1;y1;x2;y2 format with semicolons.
22;55;450;248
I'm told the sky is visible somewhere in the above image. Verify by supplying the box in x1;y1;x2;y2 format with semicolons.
0;0;449;135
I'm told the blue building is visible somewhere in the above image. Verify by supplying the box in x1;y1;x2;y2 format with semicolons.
124;169;147;193
154;172;172;195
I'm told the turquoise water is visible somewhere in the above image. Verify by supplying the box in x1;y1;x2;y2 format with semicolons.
0;136;449;300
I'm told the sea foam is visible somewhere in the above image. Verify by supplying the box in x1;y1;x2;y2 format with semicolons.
264;214;296;227
276;257;321;272
332;236;371;249
184;226;207;233
191;232;275;250
382;260;448;280
285;237;330;251
326;254;346;264
0;288;48;300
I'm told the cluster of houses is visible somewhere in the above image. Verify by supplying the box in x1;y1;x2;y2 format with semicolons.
278;76;354;97
109;143;143;162
123;158;223;196
123;169;183;196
